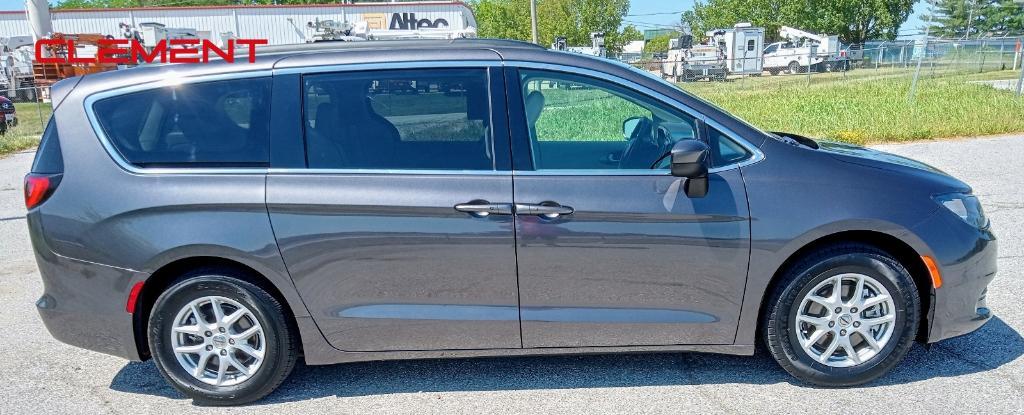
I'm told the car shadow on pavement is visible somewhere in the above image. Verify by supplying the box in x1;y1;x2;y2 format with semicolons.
109;317;1022;404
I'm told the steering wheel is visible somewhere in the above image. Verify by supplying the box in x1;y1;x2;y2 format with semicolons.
619;116;666;169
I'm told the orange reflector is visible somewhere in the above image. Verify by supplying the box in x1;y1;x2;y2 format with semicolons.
126;281;145;313
922;256;943;289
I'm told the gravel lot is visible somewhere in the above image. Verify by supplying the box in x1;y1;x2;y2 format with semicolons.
1;135;1022;414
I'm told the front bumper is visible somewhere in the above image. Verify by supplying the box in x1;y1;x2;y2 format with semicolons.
911;209;998;343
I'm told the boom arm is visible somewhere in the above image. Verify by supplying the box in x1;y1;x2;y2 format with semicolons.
0;36;35;51
779;26;825;44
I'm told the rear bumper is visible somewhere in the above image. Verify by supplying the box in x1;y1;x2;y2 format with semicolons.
911;210;998;343
29;212;145;361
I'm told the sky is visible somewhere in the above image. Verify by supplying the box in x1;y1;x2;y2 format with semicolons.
0;0;931;38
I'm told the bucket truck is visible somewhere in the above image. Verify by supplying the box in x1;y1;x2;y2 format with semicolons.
1;36;37;100
763;26;846;75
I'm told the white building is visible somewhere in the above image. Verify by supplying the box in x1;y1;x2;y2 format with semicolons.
0;1;477;44
618;40;646;62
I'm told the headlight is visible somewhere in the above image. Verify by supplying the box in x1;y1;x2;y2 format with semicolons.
933;193;988;228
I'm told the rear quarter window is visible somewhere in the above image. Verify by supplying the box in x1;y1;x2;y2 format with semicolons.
31;119;63;174
92;77;272;167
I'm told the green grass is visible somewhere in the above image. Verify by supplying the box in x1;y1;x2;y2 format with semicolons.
534;86;650;141
0;102;52;157
677;69;1024;144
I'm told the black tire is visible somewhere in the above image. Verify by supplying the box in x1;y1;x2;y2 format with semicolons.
148;269;298;405
788;61;801;74
768;68;781;76
763;243;920;387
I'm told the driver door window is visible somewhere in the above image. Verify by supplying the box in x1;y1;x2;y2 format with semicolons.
519;69;697;170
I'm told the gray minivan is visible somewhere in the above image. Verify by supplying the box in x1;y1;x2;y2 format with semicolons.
26;40;996;405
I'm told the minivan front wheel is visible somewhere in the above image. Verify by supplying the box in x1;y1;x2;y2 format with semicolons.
763;244;920;386
149;271;298;405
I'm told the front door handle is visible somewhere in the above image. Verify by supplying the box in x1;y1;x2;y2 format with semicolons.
454;200;513;217
515;202;574;219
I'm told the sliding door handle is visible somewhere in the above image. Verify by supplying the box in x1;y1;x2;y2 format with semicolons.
515;202;574;219
454;200;513;217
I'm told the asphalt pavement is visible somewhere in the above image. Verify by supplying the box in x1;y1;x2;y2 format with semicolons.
1;135;1022;414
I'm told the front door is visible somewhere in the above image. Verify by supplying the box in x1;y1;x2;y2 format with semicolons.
508;67;753;348
267;66;522;352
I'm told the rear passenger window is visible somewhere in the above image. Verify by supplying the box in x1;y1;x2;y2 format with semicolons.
303;69;494;170
93;77;272;167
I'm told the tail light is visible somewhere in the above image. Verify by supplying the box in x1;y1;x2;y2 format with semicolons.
24;173;61;209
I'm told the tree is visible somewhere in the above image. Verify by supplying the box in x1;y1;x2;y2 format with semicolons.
808;0;917;43
989;0;1024;36
681;0;915;44
682;0;802;43
620;24;644;42
535;0;631;53
927;0;1024;38
643;33;673;53
470;0;632;53
469;0;534;41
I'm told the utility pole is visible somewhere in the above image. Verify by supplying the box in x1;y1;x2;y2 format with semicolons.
1017;37;1024;97
1016;1;1024;97
1017;54;1023;97
909;1;935;102
965;0;975;40
530;0;538;45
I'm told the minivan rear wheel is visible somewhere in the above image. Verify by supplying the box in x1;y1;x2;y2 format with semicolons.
763;244;920;386
148;270;298;405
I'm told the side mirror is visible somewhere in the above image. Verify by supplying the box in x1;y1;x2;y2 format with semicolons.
670;140;710;198
622;117;643;140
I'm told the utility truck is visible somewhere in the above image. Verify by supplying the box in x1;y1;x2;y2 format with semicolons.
708;23;763;76
0;36;36;100
301;18;368;42
763;26;846;75
551;32;606;58
660;23;763;82
661;34;727;82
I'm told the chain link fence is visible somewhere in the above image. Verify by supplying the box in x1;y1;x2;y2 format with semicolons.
616;35;1024;142
618;36;1024;99
0;85;54;154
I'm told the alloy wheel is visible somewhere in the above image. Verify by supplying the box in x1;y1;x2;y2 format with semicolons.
170;295;266;386
794;273;896;367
